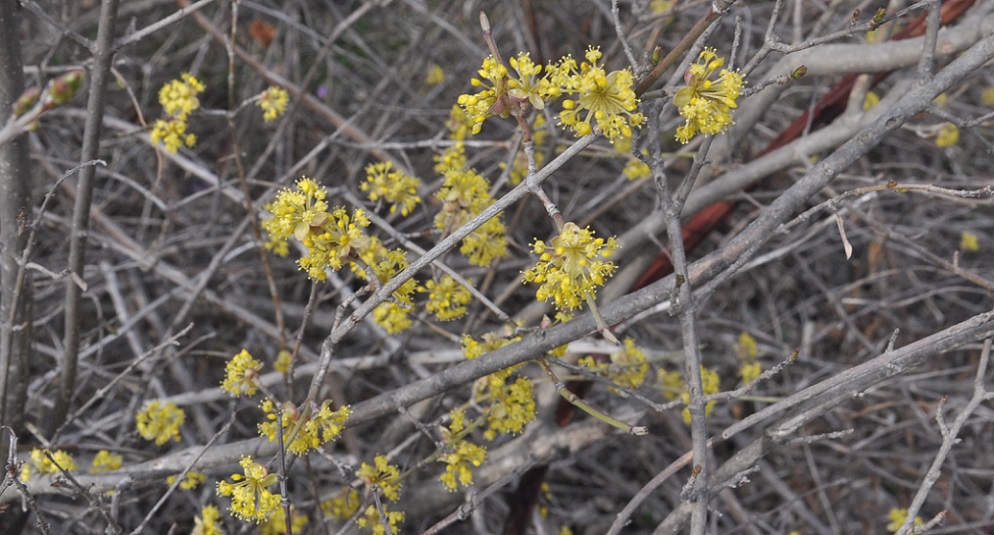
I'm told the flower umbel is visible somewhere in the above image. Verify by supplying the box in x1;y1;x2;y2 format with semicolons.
424;274;473;321
136;400;185;446
357;504;405;535
192;504;224;535
551;47;644;141
89;450;122;473
216;456;281;523
522;222;619;311
258;86;288;121
674;48;744;144
221;348;263;397
361;161;422;216
357;455;402;502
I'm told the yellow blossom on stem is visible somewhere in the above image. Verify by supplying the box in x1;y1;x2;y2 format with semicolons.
89;450;122;473
150;118;196;153
361;161;422;216
322;488;361;520
159;73;205;120
681;366;720;424
434;166;508;266
579;338;649;390
136;400;185;446
521;222;618;312
483;375;536;440
550;47;644;142
935;122;959;147
960;231;979;252
258;398;350;455
357;504;404;535
30;448;77;475
273;349;292;374
192;504;224;535
439;439;487;491
674;48;744;144
886;507;923;532
260;506;309;535
221;348;263;397
457;55;509;134
258;86;288;121
425;63;445;85
424;274;473;321
167;470;207;490
216;456;280;523
357;455;402;502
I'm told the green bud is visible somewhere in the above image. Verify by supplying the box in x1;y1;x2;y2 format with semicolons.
791;66;808;80
13;86;41;117
47;70;85;107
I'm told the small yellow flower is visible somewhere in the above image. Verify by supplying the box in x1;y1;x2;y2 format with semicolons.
216;456;280;523
551;47;644;142
439;439;487;490
273;349;292;374
258;399;350;455
863;91;880;110
579;338;649;390
258;86;288;121
960;231;979;252
935;122;959;147
886;507;923;532
357;455;402;502
192;504;224;535
424;275;472;321
159;73;205;120
361;161;422;216
680;366;720;424
260;506;309;535
425;63;445;85
89;450;122;473
736;332;759;360
136;400;185;446
30;448;77;475
221;348;263;397
521;222;619;312
322;488;361;520
674;48;744;144
357;504;404;535
167;470;207;490
150;117;196;153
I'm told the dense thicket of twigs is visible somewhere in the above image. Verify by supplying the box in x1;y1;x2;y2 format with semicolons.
0;1;993;534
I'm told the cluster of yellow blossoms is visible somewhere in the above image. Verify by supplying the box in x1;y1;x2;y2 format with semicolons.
521;222;619;312
674;48;744;144
458;47;643;143
150;73;205;153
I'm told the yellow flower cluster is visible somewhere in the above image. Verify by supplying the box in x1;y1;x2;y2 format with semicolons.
437;409;488;491
361;161;422;216
358;455;403;501
521;222;618;312
192;504;224;535
354;455;406;534
579;338;649;391
424;274;472;321
674;48;744;144
257;398;350;455
457;49;642;142
260;506;309;535
263;177;371;280
434;161;508;267
23;448;77;480
462;333;537;440
659;366;721;424
150;73;205;153
551;47;644;142
258;86;288;121
357;505;405;535
216;456;281;523
167;470;207;490
136;400;185;446
886;507;923;532
221;348;263;397
736;332;763;385
89;450;122;473
322;488;361;520
355;237;421;334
